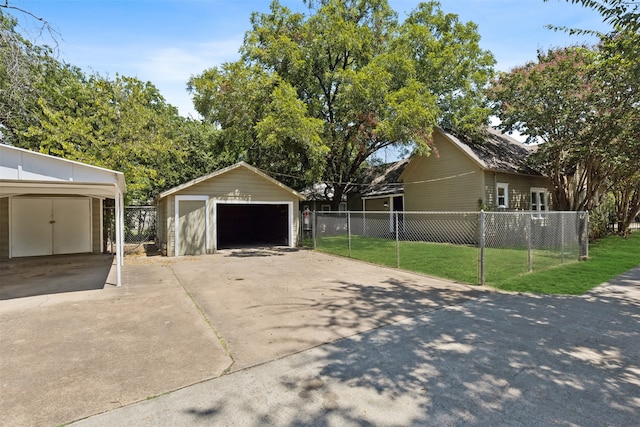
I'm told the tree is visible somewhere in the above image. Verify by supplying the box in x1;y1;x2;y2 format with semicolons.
22;74;197;202
488;33;639;235
597;29;640;234
189;0;495;208
488;47;607;212
0;10;61;145
2;9;222;203
490;0;640;235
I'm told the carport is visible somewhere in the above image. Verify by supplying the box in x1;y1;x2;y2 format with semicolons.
156;162;304;256
0;144;126;286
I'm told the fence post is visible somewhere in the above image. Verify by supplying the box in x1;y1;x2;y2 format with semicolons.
479;210;485;285
560;212;565;263
581;210;589;259
395;210;400;268
312;211;317;250
347;211;352;257
528;213;533;272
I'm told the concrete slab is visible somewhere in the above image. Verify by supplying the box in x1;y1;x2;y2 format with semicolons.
0;257;231;427
168;248;486;372
70;266;640;427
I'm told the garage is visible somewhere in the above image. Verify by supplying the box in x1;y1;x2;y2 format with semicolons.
157;162;304;256
0;144;126;286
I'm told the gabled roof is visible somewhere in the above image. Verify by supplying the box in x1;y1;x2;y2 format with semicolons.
158;161;305;200
360;158;410;198
0;143;126;198
441;127;539;175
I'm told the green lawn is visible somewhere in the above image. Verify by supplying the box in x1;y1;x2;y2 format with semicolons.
494;232;640;294
313;233;639;295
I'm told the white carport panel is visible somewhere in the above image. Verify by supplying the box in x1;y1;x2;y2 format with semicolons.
10;197;92;257
11;198;53;257
53;198;91;254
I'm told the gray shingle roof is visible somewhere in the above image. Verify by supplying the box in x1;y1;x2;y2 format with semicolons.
444;127;539;175
360;158;410;198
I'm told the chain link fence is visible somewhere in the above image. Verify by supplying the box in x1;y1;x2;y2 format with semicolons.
104;206;157;253
302;211;589;285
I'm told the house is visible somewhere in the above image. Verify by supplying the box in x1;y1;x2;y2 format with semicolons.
0;144;126;286
300;183;348;212
402;127;551;212
355;127;552;213
156;162;305;256
350;158;410;212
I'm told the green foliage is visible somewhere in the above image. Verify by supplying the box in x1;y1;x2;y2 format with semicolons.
488;46;605;212
488;20;640;233
19;74;186;202
190;0;495;206
1;9;221;203
1;10;60;146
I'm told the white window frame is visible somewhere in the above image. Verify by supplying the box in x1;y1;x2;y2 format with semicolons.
496;183;509;209
530;187;548;218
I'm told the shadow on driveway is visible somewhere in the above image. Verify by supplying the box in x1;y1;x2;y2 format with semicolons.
72;266;639;426
0;254;114;300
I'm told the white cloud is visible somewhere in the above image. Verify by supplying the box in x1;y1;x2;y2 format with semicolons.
134;38;243;83
129;38;243;116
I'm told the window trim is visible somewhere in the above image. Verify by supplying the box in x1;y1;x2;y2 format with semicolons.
530;187;548;217
496;182;509;209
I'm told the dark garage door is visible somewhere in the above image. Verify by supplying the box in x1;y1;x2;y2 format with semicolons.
217;204;289;249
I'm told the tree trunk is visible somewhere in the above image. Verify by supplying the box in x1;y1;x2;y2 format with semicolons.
330;183;345;211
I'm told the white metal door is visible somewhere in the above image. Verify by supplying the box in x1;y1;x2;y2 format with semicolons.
53;198;91;254
10;197;91;257
11;198;53;257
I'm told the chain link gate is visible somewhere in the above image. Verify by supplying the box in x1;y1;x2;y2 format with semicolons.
104;206;157;254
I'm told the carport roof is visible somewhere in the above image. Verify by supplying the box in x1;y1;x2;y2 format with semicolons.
0;144;126;198
158;161;305;200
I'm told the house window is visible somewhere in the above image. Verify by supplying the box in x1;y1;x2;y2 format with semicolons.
496;183;509;209
321;204;331;212
531;188;548;216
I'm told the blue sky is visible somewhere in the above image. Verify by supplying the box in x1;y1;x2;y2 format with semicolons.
9;0;611;118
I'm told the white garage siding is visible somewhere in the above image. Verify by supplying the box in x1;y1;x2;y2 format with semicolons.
158;162;304;257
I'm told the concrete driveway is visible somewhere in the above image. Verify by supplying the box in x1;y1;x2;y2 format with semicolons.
71;266;640;427
0;249;483;426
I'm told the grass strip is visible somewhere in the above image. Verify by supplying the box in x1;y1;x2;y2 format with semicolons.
493;233;639;294
313;233;639;295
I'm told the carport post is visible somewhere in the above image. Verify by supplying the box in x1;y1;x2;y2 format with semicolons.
114;189;123;287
